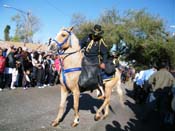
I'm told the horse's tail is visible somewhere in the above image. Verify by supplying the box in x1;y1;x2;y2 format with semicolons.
114;68;124;106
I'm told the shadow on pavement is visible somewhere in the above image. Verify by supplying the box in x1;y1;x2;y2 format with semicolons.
104;88;175;131
60;93;104;122
113;88;175;131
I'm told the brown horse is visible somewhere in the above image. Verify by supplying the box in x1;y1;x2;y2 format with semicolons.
49;27;123;127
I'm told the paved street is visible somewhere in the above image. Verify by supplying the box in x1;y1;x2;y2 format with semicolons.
0;83;174;131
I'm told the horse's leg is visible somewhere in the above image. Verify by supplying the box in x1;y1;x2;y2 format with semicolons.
94;84;112;121
71;87;80;127
51;85;68;127
101;87;112;120
101;75;123;119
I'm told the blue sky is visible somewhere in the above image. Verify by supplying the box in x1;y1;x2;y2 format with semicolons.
0;0;175;43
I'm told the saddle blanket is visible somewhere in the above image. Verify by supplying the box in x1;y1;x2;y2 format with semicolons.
101;71;115;82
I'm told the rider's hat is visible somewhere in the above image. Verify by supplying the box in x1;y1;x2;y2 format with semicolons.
91;24;104;36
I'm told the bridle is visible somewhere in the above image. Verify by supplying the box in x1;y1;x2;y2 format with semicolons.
52;29;72;54
52;29;81;59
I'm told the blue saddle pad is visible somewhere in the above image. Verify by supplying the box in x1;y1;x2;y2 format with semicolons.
101;71;114;80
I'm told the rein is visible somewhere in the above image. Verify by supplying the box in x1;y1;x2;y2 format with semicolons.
52;29;72;49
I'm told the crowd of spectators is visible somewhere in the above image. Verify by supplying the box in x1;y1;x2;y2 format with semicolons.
0;45;60;91
132;62;175;126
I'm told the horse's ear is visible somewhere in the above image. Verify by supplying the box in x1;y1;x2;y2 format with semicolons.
69;26;74;32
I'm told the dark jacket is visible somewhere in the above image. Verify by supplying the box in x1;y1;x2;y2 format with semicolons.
81;34;108;64
6;52;16;68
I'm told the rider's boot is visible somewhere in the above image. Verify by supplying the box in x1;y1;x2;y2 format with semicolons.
97;85;105;99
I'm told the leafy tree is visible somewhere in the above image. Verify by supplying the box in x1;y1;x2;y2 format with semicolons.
97;8;122;48
4;25;11;41
11;12;40;43
71;9;175;68
71;13;86;32
71;13;94;40
122;9;175;68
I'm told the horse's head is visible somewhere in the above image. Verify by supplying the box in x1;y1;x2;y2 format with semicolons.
49;27;79;53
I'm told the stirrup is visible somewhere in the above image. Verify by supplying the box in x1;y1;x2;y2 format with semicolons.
96;86;105;99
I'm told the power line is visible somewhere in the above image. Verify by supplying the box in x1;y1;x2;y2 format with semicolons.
44;0;71;18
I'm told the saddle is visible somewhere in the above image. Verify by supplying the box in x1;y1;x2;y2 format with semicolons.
78;57;116;92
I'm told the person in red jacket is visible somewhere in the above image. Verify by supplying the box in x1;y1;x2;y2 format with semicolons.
54;54;61;73
0;48;6;91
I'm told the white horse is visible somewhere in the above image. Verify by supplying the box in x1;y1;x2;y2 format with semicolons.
49;27;123;127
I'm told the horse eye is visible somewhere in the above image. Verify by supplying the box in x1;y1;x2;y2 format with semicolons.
61;34;66;37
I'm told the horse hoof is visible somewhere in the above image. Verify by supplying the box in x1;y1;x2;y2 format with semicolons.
51;121;59;127
94;115;101;121
97;95;105;100
71;122;79;127
102;115;107;120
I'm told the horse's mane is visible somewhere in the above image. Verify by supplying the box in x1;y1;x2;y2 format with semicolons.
69;32;80;50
